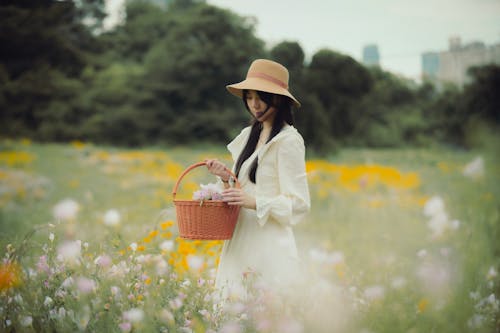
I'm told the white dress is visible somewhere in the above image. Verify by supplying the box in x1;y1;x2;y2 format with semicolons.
215;125;311;300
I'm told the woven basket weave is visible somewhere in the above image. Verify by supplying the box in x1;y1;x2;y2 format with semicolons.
172;162;240;240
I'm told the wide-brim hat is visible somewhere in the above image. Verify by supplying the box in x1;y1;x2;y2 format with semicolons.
226;59;301;107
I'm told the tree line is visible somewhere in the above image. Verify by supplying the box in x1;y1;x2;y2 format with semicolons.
1;0;498;154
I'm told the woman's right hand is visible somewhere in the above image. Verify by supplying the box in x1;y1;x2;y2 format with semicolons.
205;159;230;181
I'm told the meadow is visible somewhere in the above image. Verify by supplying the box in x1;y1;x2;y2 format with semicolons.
0;139;498;332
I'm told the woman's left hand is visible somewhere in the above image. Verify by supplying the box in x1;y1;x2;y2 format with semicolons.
222;188;256;210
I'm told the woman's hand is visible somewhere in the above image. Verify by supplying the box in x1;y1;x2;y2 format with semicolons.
205;159;230;181
222;188;256;210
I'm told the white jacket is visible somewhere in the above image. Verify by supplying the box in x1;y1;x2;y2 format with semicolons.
227;124;311;227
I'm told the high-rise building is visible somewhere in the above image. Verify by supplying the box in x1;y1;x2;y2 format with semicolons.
362;44;380;67
421;36;500;87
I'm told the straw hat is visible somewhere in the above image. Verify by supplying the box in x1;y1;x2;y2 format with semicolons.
226;59;301;107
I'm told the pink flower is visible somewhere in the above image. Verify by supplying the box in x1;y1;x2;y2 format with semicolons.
76;277;96;294
36;255;50;274
119;322;132;332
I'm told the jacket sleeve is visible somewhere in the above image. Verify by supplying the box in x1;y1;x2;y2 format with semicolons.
255;134;311;227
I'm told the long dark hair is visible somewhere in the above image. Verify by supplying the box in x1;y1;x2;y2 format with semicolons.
234;90;295;183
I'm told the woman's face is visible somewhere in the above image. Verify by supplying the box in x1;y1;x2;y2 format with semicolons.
245;90;277;124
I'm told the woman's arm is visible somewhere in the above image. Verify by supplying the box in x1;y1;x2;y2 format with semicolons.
255;134;311;227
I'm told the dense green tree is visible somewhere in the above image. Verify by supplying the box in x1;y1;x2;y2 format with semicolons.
304;49;373;142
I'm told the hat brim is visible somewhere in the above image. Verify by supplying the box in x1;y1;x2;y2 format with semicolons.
226;77;301;108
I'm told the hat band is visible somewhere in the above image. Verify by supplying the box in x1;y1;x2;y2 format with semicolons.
247;72;288;89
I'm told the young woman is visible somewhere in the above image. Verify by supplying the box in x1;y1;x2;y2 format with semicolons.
205;59;310;299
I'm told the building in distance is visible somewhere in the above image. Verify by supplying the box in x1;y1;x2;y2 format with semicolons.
422;36;500;88
362;44;380;67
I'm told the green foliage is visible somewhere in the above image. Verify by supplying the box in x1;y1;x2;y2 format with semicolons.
0;0;498;154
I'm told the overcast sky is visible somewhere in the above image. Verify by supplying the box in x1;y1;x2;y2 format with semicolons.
105;0;500;81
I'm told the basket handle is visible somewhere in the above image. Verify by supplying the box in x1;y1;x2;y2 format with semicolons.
172;161;240;199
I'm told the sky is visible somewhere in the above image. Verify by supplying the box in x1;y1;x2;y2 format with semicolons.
104;0;500;81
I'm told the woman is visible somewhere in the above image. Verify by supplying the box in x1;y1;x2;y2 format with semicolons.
205;59;310;300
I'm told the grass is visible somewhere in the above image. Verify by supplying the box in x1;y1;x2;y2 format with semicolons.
0;139;498;332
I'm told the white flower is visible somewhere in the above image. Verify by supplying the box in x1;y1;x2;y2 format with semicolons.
417;249;427;258
391;276;407;289
427;211;449;238
186;255;204;271
57;240;81;264
61;276;74;289
159;240;174;252
122;308;144;323
44;296;54;307
53;199;80;221
20;316;32;327
49;233;55;242
423;196;445;217
159;309;175;324
129;243;137;252
104;209;121;227
450;219;460;230
463;156;484;179
468;314;484;329
363;285;385;301
487;266;497;280
416;260;451;295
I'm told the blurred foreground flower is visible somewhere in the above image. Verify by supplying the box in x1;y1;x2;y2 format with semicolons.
57;240;81;264
104;209;121;227
0;261;23;291
463;156;484;179
53;199;80;221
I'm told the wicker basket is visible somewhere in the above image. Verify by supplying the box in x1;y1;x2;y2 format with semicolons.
172;162;241;240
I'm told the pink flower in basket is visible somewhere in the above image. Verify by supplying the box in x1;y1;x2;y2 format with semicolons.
193;182;224;203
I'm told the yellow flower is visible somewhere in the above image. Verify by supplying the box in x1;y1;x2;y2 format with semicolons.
0;261;23;291
160;221;174;230
417;298;429;313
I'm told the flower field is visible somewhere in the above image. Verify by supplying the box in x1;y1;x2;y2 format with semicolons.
0;139;499;332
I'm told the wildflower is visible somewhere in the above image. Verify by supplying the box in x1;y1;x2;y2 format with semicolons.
417;249;427;258
463;156;484;179
159;309;175;324
122;308;144;323
129;243;138;252
57;240;81;265
416;260;451;295
169;297;183;310
417;298;429;313
160;240;174;252
0;261;22;291
52;199;80;221
187;255;204;272
423;196;445;217
391;276;407;289
219;321;242;333
487;266;498;280
94;254;112;268
364;285;385;301
20;316;32;327
193;182;224;201
468;314;484;329
44;296;54;307
76;277;96;294
49;233;55;242
118;321;132;332
104;209;121;227
160;221;174;229
61;276;74;289
36;255;50;274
